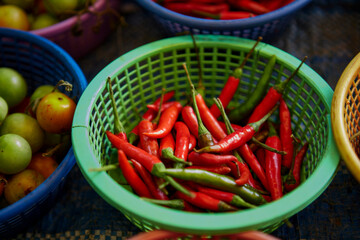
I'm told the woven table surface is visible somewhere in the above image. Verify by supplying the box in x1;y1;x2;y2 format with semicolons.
4;0;360;239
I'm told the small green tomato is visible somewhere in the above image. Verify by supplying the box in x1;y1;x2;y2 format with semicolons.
0;97;8;126
0;113;45;153
31;13;59;30
0;67;27;108
0;134;32;175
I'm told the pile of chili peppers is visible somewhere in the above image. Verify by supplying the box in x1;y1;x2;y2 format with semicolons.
96;40;309;213
153;0;295;20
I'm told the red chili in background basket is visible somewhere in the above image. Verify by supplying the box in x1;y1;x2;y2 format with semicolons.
154;0;295;20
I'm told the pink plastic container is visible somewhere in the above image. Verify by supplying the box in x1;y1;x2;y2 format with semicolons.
31;0;121;59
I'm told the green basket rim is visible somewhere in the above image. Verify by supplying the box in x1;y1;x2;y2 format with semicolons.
72;35;340;234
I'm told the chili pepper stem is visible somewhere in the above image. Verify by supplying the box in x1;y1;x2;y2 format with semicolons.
53;79;73;92
274;56;307;93
152;163;192;196
249;105;278;132
164;175;193;197
183;62;215;147
233;36;262;79
162;148;192;166
284;140;301;184
107;77;127;136
250;137;287;155
152;88;166;124
157;180;170;190
232;194;257;208
190;33;205;97
88;163;118;172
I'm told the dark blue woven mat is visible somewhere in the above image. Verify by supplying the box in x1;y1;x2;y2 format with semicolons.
6;0;360;239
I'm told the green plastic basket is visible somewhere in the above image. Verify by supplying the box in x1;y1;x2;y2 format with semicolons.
72;35;340;235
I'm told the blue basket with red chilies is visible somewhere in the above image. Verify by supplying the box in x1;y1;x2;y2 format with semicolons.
135;0;311;41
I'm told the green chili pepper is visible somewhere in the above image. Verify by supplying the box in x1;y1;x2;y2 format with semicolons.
142;198;187;210
228;55;277;124
160;168;267;205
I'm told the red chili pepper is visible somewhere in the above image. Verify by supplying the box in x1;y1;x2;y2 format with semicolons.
181;106;199;138
160;132;191;165
142;90;175;121
246;171;268;195
194;106;276;153
234;162;250;186
238;143;269;190
184;62;227;142
226;160;240;179
131;159;169;200
146;101;176;113
284;142;309;192
209;38;263;119
196;93;227;141
247;57;307;124
260;0;285;11
186;165;232;175
209;76;240;118
143;102;183;139
281;0;295;6
164;2;230;16
255;147;266;171
194;0;227;3
174;186;237;212
129;91;175;143
106;131;164;176
279;98;294;170
157;0;226;3
192;184;256;208
174;121;190;162
188;134;197;151
108;133;191;196
228;0;270;14
138;120;160;158
247;87;282;125
117;150;152;198
265;122;283;201
188;151;238;166
192;10;254;20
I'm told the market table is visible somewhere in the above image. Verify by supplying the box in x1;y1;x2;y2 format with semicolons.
5;0;360;239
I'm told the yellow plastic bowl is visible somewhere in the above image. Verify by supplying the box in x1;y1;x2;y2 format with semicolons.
331;52;360;183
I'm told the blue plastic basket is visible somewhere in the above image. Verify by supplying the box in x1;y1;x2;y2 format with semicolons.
0;28;87;238
135;0;311;41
